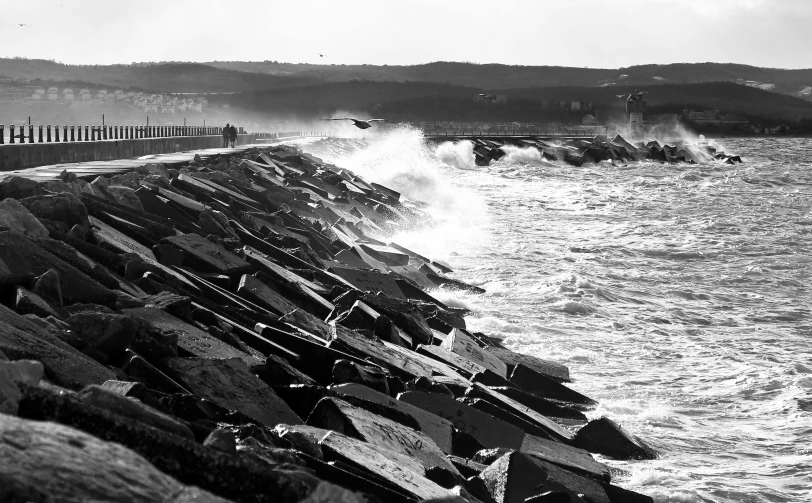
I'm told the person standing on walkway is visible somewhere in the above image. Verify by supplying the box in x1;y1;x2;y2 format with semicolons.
222;124;230;148
229;124;238;148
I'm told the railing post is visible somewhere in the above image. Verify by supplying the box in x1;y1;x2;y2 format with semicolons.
46;125;52;142
92;127;97;141
102;125;107;140
28;125;34;143
9;125;15;144
0;125;4;144
38;125;43;143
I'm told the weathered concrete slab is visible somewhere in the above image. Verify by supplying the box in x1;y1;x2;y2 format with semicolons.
359;243;410;266
397;391;525;450
329;382;454;454
162;233;252;275
489;347;570;383
468;385;575;443
308;397;462;481
487;386;587;421
122;307;260;366
242;246;331;295
162;357;301;428
330;266;405;299
441;328;507;378
521;433;610;483
316;428;453;501
238;274;332;339
510;363;593;405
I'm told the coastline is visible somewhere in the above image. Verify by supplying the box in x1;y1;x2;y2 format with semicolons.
0;140;657;502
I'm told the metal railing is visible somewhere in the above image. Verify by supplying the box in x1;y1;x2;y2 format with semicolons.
0;124;248;145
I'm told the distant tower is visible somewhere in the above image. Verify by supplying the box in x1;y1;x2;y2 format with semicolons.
626;90;646;137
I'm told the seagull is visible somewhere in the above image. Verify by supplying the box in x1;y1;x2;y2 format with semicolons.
322;118;390;130
18;23;27;26
319;54;325;57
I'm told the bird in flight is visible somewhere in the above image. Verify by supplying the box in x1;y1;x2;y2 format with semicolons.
18;23;27;26
319;54;325;57
322;118;390;130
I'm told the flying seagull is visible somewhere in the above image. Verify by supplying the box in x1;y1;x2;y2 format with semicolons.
18;23;27;26
319;54;325;57
322;118;390;130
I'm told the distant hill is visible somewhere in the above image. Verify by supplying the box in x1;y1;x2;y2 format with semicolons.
0;58;318;93
206;61;812;99
226;80;812;124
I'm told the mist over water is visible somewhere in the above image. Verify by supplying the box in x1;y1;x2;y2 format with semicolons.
300;132;812;503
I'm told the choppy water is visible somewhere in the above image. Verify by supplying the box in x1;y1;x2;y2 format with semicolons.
299;131;812;503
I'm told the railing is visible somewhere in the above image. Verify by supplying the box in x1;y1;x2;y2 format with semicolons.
0;124;248;145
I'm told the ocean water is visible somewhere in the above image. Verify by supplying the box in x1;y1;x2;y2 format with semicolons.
299;131;812;503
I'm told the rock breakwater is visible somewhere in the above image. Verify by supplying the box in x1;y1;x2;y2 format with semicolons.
0;141;656;502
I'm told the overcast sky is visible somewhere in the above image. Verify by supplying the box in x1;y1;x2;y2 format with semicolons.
1;0;810;69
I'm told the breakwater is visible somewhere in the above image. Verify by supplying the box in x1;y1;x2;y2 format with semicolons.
0;138;657;503
0;125;327;171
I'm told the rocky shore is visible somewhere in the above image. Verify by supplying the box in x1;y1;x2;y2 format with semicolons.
0;140;657;503
467;134;743;167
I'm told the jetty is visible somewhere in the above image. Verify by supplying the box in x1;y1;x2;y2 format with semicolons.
0;136;658;503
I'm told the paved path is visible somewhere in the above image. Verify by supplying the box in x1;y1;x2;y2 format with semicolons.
0;141;294;181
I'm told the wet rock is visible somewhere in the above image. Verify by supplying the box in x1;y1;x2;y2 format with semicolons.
0;198;49;240
521;434;610;483
65;312;139;358
509;364;594;405
477;451;550;503
162;357;302;427
573;417;658;460
489;347;570;383
0;413;230;503
204;428;237;456
362;293;435;345
330;266;406;299
77;384;194;439
31;268;63;306
406;376;455;397
153;243;186;266
398;391;525;450
332;358;390;394
331;382;454;453
199;208;240;240
603;484;654;503
527;457;608;503
143;291;193;319
441;328;507;378
308;397;463;482
18;192;89;230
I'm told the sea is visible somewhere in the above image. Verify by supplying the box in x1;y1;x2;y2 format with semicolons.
297;130;812;503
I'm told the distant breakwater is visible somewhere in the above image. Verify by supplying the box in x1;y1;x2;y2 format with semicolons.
0;139;657;503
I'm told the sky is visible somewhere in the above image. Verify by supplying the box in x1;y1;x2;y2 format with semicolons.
1;0;811;69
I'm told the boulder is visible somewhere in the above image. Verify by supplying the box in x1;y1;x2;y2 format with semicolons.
0;359;43;415
0;303;115;390
14;287;62;319
307;397;462;483
397;391;525;450
107;185;146;212
330;382;454;454
162;357;302;428
65;312;139;358
76;384;194;440
478;451;551;503
441;328;507;378
203;428;237;456
0;413;231;503
18;192;89;230
573;418;658;460
31;268;63;306
0;199;49;240
332;358;390;394
0;176;42;199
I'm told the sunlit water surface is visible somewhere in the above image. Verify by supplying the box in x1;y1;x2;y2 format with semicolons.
299;132;812;503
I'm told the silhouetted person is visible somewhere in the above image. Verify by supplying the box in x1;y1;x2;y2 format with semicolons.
229;124;237;148
222;123;230;148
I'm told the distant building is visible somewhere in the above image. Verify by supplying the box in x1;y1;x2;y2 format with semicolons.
683;110;721;124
